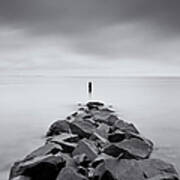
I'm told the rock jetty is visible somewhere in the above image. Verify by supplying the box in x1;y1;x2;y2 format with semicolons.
9;101;179;180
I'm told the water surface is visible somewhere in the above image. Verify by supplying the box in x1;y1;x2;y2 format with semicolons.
0;76;180;179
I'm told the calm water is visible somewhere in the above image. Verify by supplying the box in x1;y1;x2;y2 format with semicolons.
0;76;180;179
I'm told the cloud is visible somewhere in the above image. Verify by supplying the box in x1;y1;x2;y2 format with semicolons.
0;0;180;75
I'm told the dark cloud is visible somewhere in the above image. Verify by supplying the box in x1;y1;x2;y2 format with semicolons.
0;0;180;36
0;0;180;75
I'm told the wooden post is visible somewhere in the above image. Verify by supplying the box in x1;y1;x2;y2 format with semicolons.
88;81;92;98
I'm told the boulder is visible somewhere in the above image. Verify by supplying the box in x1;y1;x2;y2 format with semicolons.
9;155;65;180
46;120;70;136
56;167;88;180
72;139;99;162
103;138;153;159
139;159;179;179
92;111;118;126
69;120;96;138
48;133;79;143
108;130;126;142
113;119;139;134
24;143;62;161
86;101;104;110
94;158;145;180
91;153;114;168
50;136;77;153
94;158;179;180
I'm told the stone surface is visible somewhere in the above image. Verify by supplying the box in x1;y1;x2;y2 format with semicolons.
139;159;178;179
56;167;88;180
72;139;98;162
24;143;62;161
46;120;70;136
11;176;31;180
113;119;139;134
103;138;153;159
69;120;96;138
94;158;145;180
9;155;65;180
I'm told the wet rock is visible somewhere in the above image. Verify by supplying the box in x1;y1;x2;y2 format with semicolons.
108;130;126;142
46;120;70;136
147;174;179;180
50;136;77;153
11;176;31;180
139;159;179;179
9;155;65;180
72;139;99;162
48;133;80;143
103;138;153;159
91;153;113;168
93;111;118;126
86;101;104;110
113;119;139;134
24;143;62;161
69;119;96;138
73;154;90;167
56;167;88;180
94;158;145;180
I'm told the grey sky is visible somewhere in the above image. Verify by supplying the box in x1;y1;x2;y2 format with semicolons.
0;0;180;76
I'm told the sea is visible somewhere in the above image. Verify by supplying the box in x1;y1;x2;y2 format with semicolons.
0;76;180;179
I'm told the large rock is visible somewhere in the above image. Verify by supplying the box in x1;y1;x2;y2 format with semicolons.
69;119;96;138
86;101;104;110
139;159;179;179
94;158;179;180
46;120;70;136
103;138;153;159
56;167;88;180
24;143;62;161
92;110;118;126
72;139;99;162
49;135;77;153
9;154;65;180
94;158;145;180
113;119;139;134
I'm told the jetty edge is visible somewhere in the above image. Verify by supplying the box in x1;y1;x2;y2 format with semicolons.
9;101;179;180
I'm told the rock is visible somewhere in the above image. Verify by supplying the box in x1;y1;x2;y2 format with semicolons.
94;158;179;180
9;155;65;180
56;167;88;180
24;143;62;161
91;153;114;168
147;174;179;180
69;119;96;138
86;101;104;110
90;132;108;144
139;159;179;179
50;136;77;153
46;120;70;136
94;158;145;180
93;111;118;126
72;139;99;162
73;154;90;167
11;176;31;180
103;138;153;159
48;133;80;143
108;130;126;142
113;119;139;134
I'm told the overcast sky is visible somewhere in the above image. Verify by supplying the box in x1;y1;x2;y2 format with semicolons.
0;0;180;76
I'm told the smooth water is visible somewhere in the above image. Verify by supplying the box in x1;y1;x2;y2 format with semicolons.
0;76;180;179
